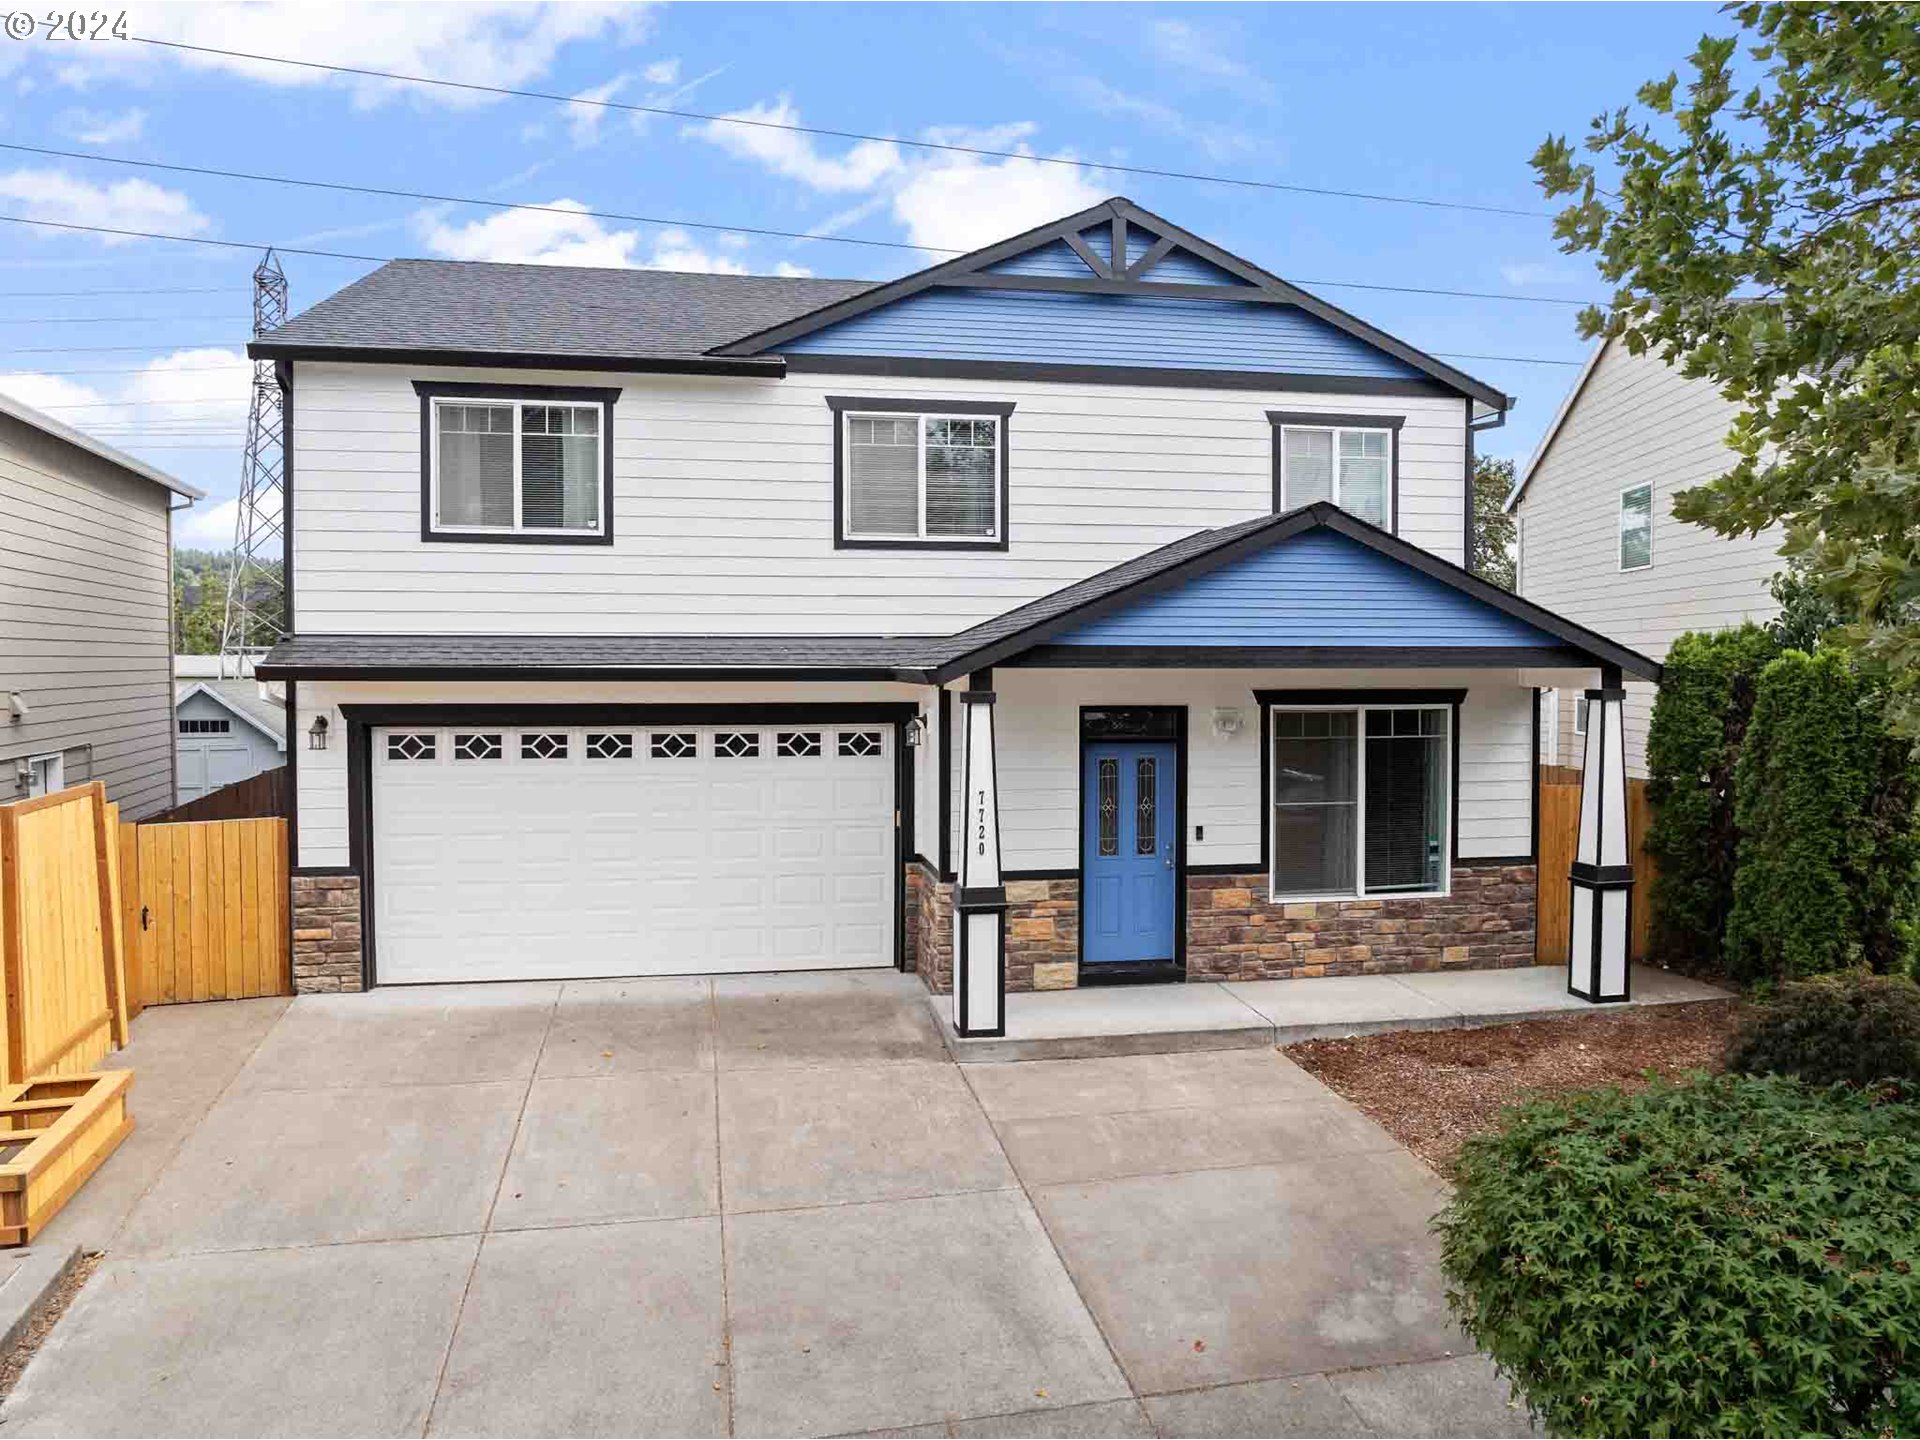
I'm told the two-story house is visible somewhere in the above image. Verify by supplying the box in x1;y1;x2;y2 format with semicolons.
1507;335;1783;776
2;389;202;817
254;198;1656;1030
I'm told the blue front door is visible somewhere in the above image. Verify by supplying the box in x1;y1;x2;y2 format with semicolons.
1082;741;1178;965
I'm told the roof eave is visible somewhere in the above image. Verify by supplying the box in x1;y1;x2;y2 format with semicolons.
0;389;204;499
248;341;787;379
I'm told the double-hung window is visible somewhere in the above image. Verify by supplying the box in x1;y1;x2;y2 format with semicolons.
1270;412;1401;530
1265;699;1453;900
417;383;616;543
831;398;1014;548
1618;482;1653;570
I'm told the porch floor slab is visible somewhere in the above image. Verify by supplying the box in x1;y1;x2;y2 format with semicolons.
936;964;1732;1061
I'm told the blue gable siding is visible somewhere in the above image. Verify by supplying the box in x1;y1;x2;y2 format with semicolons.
1051;530;1562;649
781;288;1427;378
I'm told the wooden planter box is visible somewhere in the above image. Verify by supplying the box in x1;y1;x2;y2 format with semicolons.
0;1071;133;1246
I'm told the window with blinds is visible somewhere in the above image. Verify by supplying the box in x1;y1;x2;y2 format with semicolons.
843;411;1000;543
1278;424;1393;528
1618;482;1653;570
1268;704;1449;900
432;398;603;536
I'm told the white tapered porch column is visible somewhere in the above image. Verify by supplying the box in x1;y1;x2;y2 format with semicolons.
1568;666;1632;1002
953;671;1007;1037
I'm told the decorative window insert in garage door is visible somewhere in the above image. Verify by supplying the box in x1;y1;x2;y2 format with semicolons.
365;721;900;986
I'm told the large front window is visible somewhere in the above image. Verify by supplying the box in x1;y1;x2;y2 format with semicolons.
839;408;1006;545
1268;705;1449;899
430;397;603;537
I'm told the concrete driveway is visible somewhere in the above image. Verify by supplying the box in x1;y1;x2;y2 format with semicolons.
1;973;1534;1438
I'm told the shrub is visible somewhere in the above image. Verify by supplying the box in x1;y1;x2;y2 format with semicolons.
1437;1075;1920;1438
1726;972;1920;1089
1643;625;1779;971
1725;650;1920;981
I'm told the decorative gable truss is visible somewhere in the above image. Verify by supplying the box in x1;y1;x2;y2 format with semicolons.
711;197;1509;414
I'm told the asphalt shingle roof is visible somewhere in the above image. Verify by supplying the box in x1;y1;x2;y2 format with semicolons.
256;633;945;677
255;261;875;362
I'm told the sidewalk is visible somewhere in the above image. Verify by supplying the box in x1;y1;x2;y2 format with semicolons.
936;964;1731;1061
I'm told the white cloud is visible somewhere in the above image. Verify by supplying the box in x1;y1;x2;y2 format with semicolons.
1060;74;1254;163
1499;259;1583;288
0;169;210;243
693;97;901;193
175;496;241;549
71;3;655;108
642;58;680;86
59;106;146;145
564;74;628;147
1148;19;1272;99
421;201;642;267
419;205;776;275
773;261;814;278
889;129;1109;254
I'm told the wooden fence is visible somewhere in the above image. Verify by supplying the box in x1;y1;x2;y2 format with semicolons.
0;785;128;1081
1536;777;1656;964
124;819;290;1006
147;766;289;825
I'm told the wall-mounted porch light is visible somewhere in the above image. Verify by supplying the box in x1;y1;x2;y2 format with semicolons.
308;714;330;751
905;714;927;748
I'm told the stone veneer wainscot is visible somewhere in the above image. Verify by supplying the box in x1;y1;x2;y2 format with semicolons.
291;872;364;993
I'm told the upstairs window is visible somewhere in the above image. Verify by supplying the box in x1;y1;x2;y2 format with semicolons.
1269;413;1401;530
831;399;1014;549
417;383;616;544
1618;482;1653;570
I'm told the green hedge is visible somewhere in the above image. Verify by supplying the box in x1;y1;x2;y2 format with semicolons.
1727;972;1920;1089
1437;1075;1920;1437
1725;650;1919;981
1643;625;1779;971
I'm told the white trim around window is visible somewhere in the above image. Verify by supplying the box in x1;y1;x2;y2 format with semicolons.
1268;411;1403;531
1264;700;1453;904
413;381;618;546
827;396;1015;551
1618;481;1653;571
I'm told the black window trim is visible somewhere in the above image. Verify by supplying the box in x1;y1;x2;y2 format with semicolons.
413;380;619;547
826;395;1015;553
1267;410;1404;535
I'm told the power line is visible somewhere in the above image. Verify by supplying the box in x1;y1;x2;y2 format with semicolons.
3;340;242;354
0;363;252;378
0;212;386;261
0;314;249;325
0;139;1596;304
130;36;1553;220
0;285;240;298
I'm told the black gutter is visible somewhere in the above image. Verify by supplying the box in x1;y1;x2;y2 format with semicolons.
246;341;787;378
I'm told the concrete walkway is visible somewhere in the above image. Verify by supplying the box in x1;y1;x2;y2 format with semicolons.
0;974;1540;1438
937;963;1732;1060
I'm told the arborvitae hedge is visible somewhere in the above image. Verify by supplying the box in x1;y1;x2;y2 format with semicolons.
1724;650;1920;981
1643;625;1779;971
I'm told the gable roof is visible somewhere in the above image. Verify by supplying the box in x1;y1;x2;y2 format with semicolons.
712;198;1510;412
0;390;203;500
1504;334;1612;512
927;501;1658;682
175;680;287;747
251;262;872;373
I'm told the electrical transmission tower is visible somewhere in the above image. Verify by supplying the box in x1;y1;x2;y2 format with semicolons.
218;250;289;677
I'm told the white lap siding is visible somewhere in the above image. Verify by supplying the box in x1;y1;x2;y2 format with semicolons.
290;363;1468;637
988;668;1538;876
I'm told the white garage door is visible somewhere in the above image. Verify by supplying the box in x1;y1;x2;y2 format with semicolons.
372;721;895;983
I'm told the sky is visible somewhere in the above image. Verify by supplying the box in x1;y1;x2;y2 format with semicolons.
0;0;1731;550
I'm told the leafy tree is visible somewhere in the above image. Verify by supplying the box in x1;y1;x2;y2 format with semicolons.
171;549;283;655
1468;455;1516;590
1533;2;1920;737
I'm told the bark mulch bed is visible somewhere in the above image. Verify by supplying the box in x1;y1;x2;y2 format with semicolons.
1287;998;1746;1174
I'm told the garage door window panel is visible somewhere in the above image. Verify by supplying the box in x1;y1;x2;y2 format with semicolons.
520;732;569;761
453;733;502;761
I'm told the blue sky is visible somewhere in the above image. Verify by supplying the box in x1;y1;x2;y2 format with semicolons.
0;1;1727;547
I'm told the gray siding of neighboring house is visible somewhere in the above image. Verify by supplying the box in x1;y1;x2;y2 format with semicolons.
1515;337;1783;775
0;410;179;818
175;689;284;802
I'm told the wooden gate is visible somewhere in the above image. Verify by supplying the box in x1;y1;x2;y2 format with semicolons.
1535;777;1655;964
125;820;291;1006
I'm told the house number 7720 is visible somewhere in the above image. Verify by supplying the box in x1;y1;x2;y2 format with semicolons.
974;789;989;856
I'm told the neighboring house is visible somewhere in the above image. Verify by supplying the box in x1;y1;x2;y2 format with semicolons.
173;655;287;803
0;390;203;818
253;197;1657;1019
1507;335;1783;776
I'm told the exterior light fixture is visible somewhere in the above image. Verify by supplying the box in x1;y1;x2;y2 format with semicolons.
308;715;330;751
905;715;927;748
1212;707;1245;738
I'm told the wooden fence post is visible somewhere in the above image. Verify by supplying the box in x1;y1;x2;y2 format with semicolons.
91;786;130;1048
0;803;21;1085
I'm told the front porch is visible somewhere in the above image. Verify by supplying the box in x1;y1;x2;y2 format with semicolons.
931;962;1731;1062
